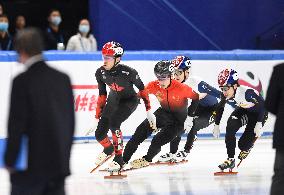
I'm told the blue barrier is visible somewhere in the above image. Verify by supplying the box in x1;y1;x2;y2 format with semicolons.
1;50;284;62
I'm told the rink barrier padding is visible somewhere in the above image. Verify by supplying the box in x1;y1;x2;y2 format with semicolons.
0;50;280;139
73;131;273;141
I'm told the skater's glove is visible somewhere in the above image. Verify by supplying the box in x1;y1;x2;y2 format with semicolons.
147;110;157;131
254;122;263;137
184;116;194;133
212;124;220;138
85;118;99;136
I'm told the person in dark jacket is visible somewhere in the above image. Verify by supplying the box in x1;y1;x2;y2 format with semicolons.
265;63;284;195
4;27;74;195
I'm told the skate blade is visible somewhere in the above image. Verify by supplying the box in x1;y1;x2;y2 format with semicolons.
214;171;238;176
168;160;188;166
123;164;151;171
90;153;114;173
150;161;170;165
150;160;188;166
104;173;127;179
237;160;243;168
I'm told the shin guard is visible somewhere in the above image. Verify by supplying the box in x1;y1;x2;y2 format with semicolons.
112;129;123;155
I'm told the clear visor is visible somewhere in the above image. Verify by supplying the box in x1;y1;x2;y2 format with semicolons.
219;86;231;92
155;73;170;81
102;55;115;61
173;69;184;76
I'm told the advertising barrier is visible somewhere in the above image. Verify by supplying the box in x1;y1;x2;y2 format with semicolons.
0;51;283;140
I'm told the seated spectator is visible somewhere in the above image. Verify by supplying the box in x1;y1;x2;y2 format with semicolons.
0;14;12;50
66;19;97;52
15;15;26;34
0;3;3;15
45;9;66;50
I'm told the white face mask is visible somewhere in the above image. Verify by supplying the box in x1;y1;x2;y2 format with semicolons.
51;16;62;26
79;25;90;34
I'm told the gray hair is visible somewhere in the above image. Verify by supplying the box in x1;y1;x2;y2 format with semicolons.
14;27;44;56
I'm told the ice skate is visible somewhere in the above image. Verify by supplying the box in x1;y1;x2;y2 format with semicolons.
157;152;174;163
214;158;238;176
104;160;127;179
121;162;135;172
90;152;114;173
173;150;189;163
131;158;150;169
237;148;252;167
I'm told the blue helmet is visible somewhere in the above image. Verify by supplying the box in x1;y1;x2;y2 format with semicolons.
172;56;191;70
218;68;239;87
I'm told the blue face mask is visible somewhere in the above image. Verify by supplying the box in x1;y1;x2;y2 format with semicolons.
0;22;8;31
79;25;90;34
51;16;62;26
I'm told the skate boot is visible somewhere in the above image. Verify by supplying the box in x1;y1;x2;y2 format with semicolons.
158;152;174;162
104;157;128;179
174;150;189;162
131;158;150;169
238;148;252;160
107;160;122;172
218;158;235;171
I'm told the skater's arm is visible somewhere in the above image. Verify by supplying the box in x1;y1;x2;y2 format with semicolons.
214;95;226;125
197;81;222;99
95;69;107;96
95;70;107;119
188;99;199;117
131;69;151;111
245;89;265;122
265;66;280;115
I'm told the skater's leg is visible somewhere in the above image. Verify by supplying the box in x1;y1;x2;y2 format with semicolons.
170;136;181;154
123;120;153;163
144;125;182;162
238;113;257;152
109;97;139;166
184;106;215;152
95;116;114;155
225;108;246;158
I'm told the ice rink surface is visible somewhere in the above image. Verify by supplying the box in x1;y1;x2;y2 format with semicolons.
0;138;274;195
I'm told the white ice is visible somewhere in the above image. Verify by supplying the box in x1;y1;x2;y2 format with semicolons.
0;138;274;195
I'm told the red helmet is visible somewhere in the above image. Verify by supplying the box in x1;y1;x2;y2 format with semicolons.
102;41;124;57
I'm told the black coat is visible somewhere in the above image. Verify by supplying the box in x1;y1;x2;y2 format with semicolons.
265;63;284;150
5;60;75;184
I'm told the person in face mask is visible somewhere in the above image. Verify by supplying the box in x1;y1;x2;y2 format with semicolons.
44;9;66;50
0;14;12;50
66;19;97;52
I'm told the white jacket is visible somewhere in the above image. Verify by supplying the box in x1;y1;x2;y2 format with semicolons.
66;33;97;52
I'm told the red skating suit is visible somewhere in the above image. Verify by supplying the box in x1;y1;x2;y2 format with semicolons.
145;80;199;112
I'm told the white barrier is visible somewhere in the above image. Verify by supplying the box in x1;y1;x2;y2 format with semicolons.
0;51;283;140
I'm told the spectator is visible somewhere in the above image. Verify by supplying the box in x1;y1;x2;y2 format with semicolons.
265;63;284;195
0;3;4;15
14;15;26;34
4;27;75;195
0;14;12;50
45;9;66;50
66;19;97;52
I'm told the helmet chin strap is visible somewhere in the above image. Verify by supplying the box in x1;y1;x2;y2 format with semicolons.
108;57;120;71
181;69;188;83
114;57;120;66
